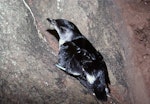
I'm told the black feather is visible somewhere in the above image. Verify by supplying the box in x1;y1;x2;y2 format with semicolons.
47;18;110;101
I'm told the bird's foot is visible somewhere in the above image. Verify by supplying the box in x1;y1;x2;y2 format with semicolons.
55;64;66;71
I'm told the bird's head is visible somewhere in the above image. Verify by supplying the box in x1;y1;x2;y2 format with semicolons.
47;18;81;44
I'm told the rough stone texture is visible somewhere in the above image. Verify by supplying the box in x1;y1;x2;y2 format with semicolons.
114;0;150;104
0;0;149;104
25;0;128;103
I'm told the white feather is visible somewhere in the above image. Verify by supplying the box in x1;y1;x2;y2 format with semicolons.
85;73;96;84
59;32;73;46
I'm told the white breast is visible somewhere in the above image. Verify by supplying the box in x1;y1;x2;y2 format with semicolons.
59;32;74;46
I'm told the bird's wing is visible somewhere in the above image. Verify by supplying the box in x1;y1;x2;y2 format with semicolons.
58;41;84;76
72;38;110;85
58;38;110;84
58;37;98;74
72;37;103;60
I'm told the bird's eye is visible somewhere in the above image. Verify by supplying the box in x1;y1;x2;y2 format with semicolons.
60;26;66;32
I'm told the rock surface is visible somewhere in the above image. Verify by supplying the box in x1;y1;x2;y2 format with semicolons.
0;0;149;104
115;0;150;104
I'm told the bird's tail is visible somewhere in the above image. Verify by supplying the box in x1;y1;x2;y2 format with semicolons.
93;75;109;101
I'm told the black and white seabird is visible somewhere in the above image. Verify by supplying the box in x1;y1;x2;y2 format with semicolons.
47;18;110;101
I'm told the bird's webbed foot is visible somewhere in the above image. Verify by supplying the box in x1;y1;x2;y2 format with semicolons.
55;64;81;76
55;64;66;71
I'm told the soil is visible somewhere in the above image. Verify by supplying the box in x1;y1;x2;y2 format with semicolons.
115;0;150;103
